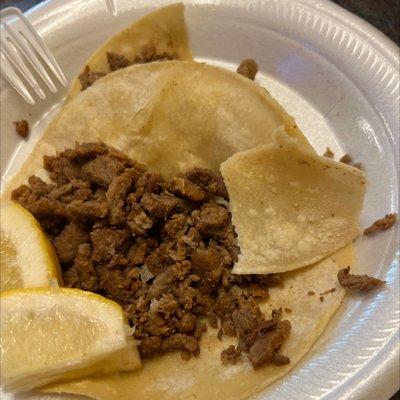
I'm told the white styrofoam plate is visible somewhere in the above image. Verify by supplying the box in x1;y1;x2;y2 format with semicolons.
1;0;399;399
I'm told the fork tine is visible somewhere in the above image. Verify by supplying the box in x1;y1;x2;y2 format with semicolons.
18;10;67;87
105;0;118;16
0;52;35;104
2;20;58;93
1;37;45;99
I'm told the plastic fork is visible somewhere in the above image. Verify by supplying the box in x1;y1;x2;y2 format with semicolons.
105;0;118;16
0;7;67;104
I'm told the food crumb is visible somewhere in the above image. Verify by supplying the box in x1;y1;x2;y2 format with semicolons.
221;345;240;366
338;153;364;169
364;213;397;236
236;59;258;80
307;291;315;296
79;66;106;90
181;350;191;361
284;308;292;314
323;147;334;158
339;154;352;164
337;267;385;291
13;120;29;138
319;296;324;302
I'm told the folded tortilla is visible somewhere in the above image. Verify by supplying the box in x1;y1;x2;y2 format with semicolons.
4;61;312;196
66;3;193;102
3;16;359;397
221;134;366;275
43;244;353;400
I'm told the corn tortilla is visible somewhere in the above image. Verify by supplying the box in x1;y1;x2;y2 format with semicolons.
43;245;353;400
4;61;312;196
66;3;193;102
221;134;366;274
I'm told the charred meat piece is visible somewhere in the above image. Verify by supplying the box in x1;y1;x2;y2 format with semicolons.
43;154;81;187
13;120;30;138
53;222;90;266
139;336;162;358
63;243;98;291
49;180;92;203
127;204;153;236
68;199;109;220
133;44;177;64
249;320;291;369
107;52;131;71
339;154;352;164
323;147;334;159
170;177;207;202
27;176;54;197
193;202;229;234
91;227;129;264
148;262;191;299
64;142;109;160
98;267;135;302
182;168;229;199
164;213;188;239
191;247;222;292
364;213;397;236
81;154;126;187
236;59;258;80
221;345;241;365
338;267;385;291
141;192;180;218
107;168;141;225
79;66;106;90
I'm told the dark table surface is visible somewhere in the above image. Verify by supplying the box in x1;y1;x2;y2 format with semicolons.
0;0;399;399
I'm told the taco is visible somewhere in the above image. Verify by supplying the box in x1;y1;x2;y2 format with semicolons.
1;5;375;400
43;246;353;400
4;62;358;399
66;3;192;102
5;61;312;195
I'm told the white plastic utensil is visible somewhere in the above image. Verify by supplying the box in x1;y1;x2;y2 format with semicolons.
105;0;117;16
0;7;67;104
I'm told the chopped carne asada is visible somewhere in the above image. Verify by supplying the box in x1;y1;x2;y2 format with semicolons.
338;153;363;170
339;154;352;164
13;120;29;139
364;213;397;236
323;147;334;159
107;52;131;71
237;59;258;80
322;148;363;169
12;141;290;369
80;45;178;91
132;44;177;64
79;66;106;90
337;267;385;291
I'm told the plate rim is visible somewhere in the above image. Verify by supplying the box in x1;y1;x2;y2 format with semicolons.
24;0;400;64
4;1;400;399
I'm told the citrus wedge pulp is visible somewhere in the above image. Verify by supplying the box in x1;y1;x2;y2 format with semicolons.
0;287;140;392
0;201;62;291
